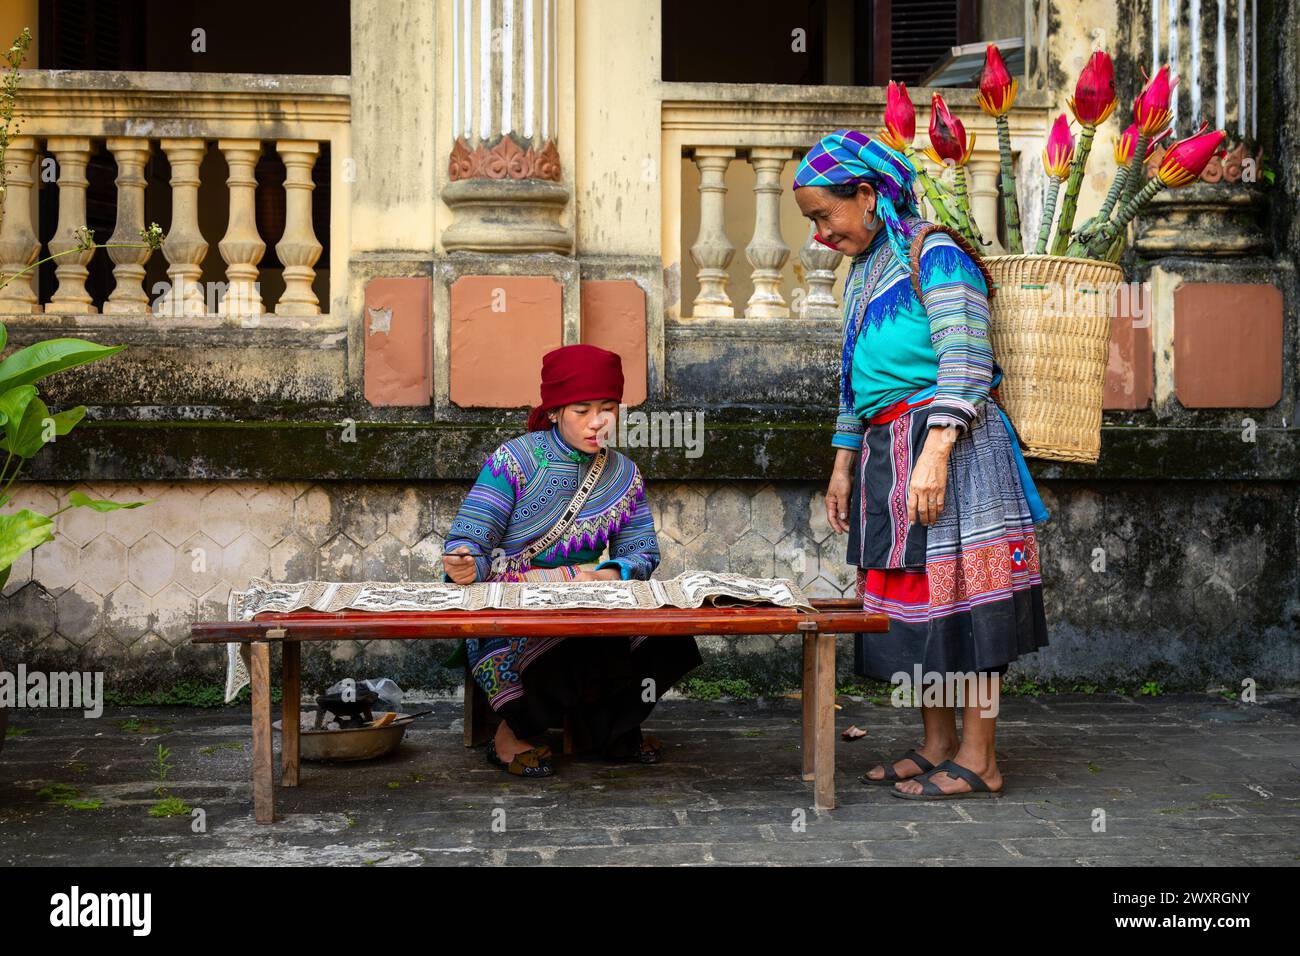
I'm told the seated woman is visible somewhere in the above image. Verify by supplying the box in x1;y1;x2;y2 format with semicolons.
442;343;702;778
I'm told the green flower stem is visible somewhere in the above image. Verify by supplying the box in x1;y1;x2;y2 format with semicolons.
1095;161;1131;222
1120;130;1152;206
904;146;960;230
1049;124;1096;256
1084;177;1165;258
996;114;1024;253
1035;175;1063;254
959;166;987;247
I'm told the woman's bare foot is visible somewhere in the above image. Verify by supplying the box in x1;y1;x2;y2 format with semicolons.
493;720;541;762
861;739;958;783
893;747;1003;796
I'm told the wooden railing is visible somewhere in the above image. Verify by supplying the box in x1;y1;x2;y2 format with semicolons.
0;70;350;322
661;82;1052;322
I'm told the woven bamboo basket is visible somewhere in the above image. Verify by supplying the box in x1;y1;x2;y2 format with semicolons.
983;254;1122;464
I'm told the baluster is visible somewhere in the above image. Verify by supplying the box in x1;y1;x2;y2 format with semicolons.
745;148;792;318
217;139;266;316
967;156;1004;254
156;138;209;316
104;137;153;313
798;223;840;318
688;147;736;318
0;136;41;313
274;140;322;316
45;137;97;314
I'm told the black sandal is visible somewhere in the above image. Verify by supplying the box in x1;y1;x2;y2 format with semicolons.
859;748;935;786
890;759;1003;800
486;740;554;777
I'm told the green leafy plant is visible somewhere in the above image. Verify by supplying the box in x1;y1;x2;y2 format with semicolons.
151;743;172;796
0;28;164;589
147;796;190;817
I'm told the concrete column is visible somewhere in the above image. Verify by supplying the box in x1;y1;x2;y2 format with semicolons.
442;0;573;253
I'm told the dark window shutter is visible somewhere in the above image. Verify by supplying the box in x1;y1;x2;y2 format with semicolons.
890;0;979;84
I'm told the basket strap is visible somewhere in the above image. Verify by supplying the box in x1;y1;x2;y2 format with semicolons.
907;222;997;302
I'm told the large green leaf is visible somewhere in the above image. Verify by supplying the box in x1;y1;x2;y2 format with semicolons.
0;338;125;393
67;490;152;512
0;385;36;452
9;395;55;458
0;509;54;573
0;322;8;355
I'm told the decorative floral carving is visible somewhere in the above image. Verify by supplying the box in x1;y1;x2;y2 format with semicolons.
448;135;563;182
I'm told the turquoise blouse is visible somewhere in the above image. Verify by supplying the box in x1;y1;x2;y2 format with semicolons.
831;223;997;451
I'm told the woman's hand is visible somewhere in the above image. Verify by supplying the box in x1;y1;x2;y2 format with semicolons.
826;449;856;534
572;567;621;582
443;545;478;585
908;426;958;526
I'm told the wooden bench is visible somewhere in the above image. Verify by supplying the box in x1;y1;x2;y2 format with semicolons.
190;599;887;823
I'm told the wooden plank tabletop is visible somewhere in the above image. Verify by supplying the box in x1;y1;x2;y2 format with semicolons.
190;598;888;643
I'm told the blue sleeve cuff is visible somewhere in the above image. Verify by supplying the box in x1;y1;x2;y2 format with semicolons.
596;559;633;581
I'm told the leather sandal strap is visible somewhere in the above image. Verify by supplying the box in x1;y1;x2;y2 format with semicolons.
933;759;990;792
902;749;935;774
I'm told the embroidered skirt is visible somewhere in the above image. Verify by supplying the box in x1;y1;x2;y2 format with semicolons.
465;565;702;754
845;392;1049;680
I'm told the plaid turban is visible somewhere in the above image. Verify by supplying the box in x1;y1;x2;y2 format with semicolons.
792;129;921;272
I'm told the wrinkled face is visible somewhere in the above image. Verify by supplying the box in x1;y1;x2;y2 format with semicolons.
551;400;620;452
794;182;881;257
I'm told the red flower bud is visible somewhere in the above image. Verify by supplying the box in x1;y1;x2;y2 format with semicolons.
1157;124;1227;187
1133;64;1179;135
1043;113;1076;178
923;93;975;167
976;44;1018;118
1070;50;1117;126
880;81;916;150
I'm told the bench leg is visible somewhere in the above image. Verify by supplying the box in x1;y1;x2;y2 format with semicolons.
250;640;275;824
801;633;816;781
281;641;300;787
813;633;837;810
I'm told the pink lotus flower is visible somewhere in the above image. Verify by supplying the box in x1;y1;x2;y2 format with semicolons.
879;81;915;151
1157;124;1227;187
976;44;1018;118
1133;64;1179;135
1070;50;1118;126
923;93;976;167
1042;113;1076;177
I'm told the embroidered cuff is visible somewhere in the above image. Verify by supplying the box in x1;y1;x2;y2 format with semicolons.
596;559;633;581
927;400;977;433
833;412;864;451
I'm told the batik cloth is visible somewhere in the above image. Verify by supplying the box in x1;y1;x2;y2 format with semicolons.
442;424;701;747
833;219;1051;679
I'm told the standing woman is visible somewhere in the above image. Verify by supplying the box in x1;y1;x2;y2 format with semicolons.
792;129;1051;799
442;344;702;778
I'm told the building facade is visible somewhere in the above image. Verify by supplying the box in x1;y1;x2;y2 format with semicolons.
0;0;1295;694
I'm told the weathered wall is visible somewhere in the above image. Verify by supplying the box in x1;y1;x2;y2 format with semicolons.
3;475;1297;694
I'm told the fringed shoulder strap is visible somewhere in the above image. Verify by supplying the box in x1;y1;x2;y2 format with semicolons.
907;222;997;303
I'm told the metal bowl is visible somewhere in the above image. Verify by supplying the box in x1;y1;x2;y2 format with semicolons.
273;711;411;762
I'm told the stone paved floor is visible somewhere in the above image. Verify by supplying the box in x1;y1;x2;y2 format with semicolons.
1;692;1298;866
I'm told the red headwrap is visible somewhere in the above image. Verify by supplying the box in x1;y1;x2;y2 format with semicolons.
525;344;625;432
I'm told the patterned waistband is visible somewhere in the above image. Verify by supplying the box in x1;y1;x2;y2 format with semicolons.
867;386;1002;426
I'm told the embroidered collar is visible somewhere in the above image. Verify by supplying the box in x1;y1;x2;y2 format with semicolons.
541;424;594;463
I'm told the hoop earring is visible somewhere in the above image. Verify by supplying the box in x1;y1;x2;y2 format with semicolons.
862;209;876;229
